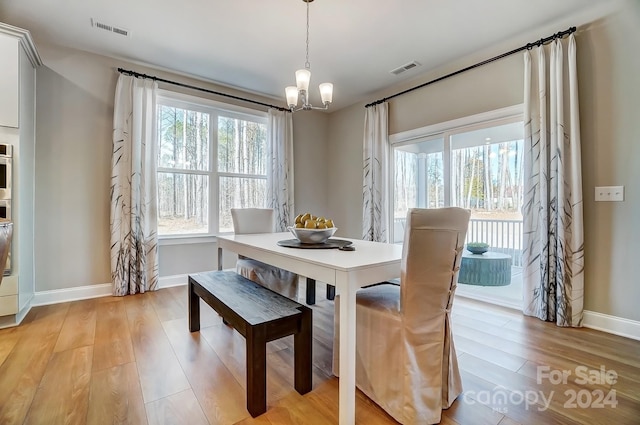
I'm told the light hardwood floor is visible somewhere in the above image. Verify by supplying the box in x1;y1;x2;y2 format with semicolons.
0;284;638;424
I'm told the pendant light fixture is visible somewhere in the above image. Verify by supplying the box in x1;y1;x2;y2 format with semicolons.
285;0;333;111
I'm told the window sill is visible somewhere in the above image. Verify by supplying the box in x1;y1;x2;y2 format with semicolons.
159;235;219;246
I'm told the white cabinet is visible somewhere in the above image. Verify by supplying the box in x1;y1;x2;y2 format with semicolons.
0;35;20;128
0;23;41;327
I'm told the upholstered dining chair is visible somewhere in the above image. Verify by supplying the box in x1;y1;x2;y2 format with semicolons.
231;208;299;299
333;207;470;424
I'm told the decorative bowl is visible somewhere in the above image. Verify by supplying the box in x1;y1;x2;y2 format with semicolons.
288;226;337;244
466;242;489;255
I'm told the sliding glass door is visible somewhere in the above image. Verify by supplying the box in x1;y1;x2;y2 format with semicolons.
390;112;524;307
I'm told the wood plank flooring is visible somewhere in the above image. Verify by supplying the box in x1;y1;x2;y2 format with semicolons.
0;283;638;424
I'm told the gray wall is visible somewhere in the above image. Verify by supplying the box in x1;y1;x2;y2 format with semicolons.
577;3;640;321
326;0;640;321
35;45;114;291
33;42;328;289
292;111;330;217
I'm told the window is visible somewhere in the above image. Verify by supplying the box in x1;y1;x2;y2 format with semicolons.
156;92;268;237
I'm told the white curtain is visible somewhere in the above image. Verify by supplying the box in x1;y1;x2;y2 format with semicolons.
362;102;389;242
266;109;295;231
522;34;584;327
110;74;159;296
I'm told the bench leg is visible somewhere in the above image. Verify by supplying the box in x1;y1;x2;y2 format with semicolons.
305;278;316;305
326;284;336;301
294;307;313;395
246;325;267;417
188;278;200;332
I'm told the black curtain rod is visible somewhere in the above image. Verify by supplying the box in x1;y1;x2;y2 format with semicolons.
365;26;576;108
117;68;290;112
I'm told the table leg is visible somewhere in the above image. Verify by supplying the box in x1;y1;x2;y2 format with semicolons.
337;272;356;425
305;278;316;305
188;278;200;332
326;284;336;300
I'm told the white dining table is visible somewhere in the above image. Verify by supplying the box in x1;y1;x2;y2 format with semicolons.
216;232;402;425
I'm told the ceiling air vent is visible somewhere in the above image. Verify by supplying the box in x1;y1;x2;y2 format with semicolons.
390;61;421;76
91;18;130;37
112;27;129;36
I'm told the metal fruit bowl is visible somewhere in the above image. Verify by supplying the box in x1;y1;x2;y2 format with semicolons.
288;226;337;244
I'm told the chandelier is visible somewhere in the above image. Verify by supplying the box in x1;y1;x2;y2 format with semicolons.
285;0;333;112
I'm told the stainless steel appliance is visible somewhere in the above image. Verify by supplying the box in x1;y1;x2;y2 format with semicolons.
0;144;12;275
0;144;11;200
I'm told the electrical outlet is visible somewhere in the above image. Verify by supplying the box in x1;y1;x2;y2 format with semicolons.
594;186;624;202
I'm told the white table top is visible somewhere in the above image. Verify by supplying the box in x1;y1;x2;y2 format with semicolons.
217;232;402;273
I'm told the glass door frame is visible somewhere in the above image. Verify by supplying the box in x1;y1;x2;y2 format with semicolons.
388;105;523;243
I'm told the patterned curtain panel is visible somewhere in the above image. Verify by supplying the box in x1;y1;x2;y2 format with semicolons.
522;34;584;327
266;109;295;231
110;74;159;296
362;102;389;242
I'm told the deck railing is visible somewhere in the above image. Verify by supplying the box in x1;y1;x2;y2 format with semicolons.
465;218;523;266
393;216;524;266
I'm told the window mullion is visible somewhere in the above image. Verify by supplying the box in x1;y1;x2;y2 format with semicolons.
443;132;452;207
157;168;208;176
210;111;219;235
218;172;267;180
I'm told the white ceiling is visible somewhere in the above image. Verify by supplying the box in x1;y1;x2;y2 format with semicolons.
0;0;614;110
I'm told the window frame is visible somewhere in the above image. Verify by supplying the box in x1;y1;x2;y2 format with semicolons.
156;90;268;243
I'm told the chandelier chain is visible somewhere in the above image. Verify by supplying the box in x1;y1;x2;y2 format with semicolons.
285;0;332;111
305;0;310;70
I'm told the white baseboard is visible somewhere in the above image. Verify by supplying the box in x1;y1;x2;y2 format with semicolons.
31;283;112;306
583;310;640;341
158;274;188;289
29;276;188;307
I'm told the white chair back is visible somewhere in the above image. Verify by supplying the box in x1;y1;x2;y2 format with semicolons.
231;208;275;234
231;208;299;298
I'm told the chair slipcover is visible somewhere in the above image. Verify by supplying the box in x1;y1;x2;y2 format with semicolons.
231;208;299;299
333;207;470;424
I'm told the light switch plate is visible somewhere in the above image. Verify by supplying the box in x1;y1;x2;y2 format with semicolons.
595;186;624;202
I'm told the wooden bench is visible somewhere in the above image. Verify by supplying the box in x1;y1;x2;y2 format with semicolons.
188;270;312;417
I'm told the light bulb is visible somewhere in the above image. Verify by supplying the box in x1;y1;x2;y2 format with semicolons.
319;83;333;105
295;69;311;92
285;86;299;108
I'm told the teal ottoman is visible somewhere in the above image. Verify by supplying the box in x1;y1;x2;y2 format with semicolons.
458;251;512;286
